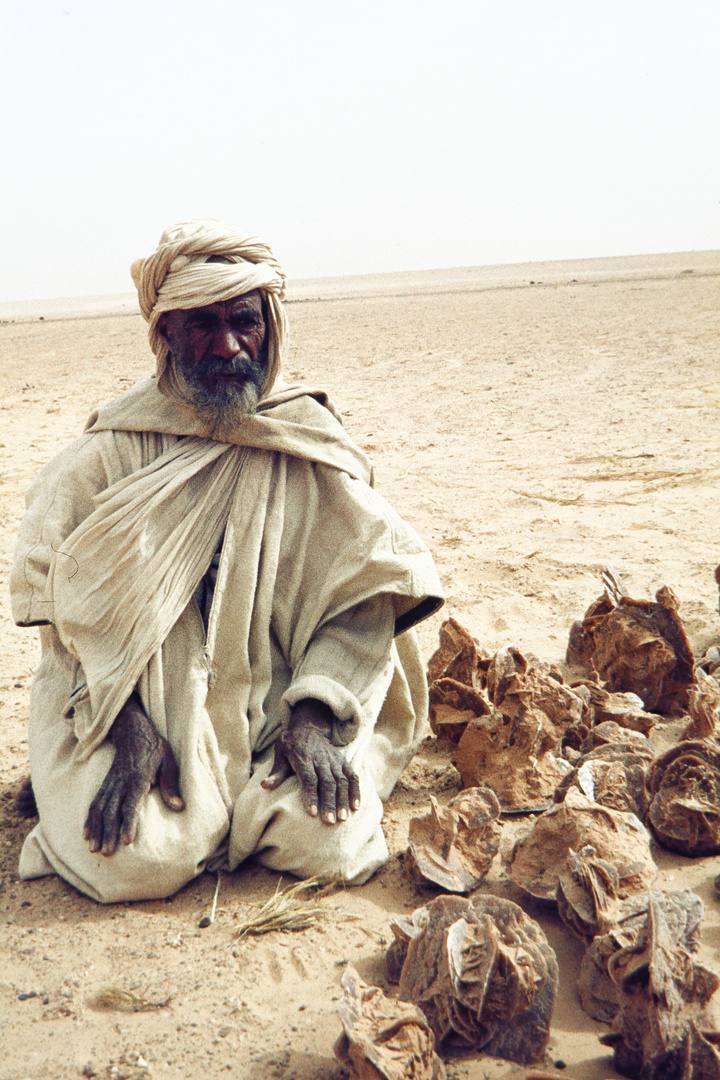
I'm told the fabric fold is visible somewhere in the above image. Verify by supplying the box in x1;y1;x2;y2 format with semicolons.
86;378;373;483
15;380;443;769
47;438;249;756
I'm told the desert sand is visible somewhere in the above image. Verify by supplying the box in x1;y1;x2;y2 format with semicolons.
1;251;720;1080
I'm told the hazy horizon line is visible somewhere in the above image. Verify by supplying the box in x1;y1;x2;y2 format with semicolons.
2;248;718;323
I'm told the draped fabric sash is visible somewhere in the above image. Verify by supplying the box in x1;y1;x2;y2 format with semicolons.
85;379;373;485
48;437;248;756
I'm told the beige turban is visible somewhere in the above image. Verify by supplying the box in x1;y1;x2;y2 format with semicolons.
131;218;288;400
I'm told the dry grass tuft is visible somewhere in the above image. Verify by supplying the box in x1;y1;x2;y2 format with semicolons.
88;985;173;1012
232;876;345;939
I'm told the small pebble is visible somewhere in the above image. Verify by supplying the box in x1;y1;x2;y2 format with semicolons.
555;1061;567;1070
18;991;37;1000
198;916;212;928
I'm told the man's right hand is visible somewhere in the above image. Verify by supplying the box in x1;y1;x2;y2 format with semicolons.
84;692;184;856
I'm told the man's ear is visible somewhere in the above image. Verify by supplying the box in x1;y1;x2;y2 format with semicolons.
156;313;170;342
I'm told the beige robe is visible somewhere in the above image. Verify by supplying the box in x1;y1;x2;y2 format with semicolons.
11;380;443;902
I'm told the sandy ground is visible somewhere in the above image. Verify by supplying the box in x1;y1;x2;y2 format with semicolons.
1;252;720;1080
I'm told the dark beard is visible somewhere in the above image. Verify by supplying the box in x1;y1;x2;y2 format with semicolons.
171;352;265;425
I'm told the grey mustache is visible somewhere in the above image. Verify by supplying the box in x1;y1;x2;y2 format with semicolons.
195;356;263;379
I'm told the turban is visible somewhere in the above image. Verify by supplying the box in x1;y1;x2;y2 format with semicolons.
131;218;288;401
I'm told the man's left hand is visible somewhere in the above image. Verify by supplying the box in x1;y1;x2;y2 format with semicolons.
261;698;360;825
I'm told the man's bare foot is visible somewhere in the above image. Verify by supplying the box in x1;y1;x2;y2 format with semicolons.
14;778;38;819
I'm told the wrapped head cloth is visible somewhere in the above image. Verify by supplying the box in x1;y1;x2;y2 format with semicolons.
131;218;287;402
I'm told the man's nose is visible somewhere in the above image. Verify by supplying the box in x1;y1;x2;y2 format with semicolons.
211;326;242;359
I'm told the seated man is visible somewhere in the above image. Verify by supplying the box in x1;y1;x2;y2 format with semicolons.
11;218;443;903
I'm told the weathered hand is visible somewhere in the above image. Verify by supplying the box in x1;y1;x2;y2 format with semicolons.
84;692;184;856
261;698;360;825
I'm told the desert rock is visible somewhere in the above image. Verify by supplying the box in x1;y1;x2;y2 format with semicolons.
509;787;657;901
407;786;502;893
553;743;653;818
683;671;720;740
578;889;703;1025
568;574;694;715
335;965;445;1080
599;894;720;1079
427;618;490;689
454;709;571;811
646;740;720;856
556;845;624;939
394;894;558;1065
576;683;658;736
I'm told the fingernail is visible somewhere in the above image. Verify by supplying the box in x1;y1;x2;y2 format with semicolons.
338;808;348;821
325;812;336;824
309;804;318;817
352;799;360;810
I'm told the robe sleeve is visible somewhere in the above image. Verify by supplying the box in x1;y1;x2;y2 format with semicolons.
10;435;111;627
281;592;396;747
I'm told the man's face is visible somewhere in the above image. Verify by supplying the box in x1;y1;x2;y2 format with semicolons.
159;290;267;422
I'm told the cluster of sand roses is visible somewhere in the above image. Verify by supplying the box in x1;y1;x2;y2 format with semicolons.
335;568;720;1080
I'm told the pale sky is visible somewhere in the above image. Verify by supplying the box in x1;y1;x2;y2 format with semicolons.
2;0;719;301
